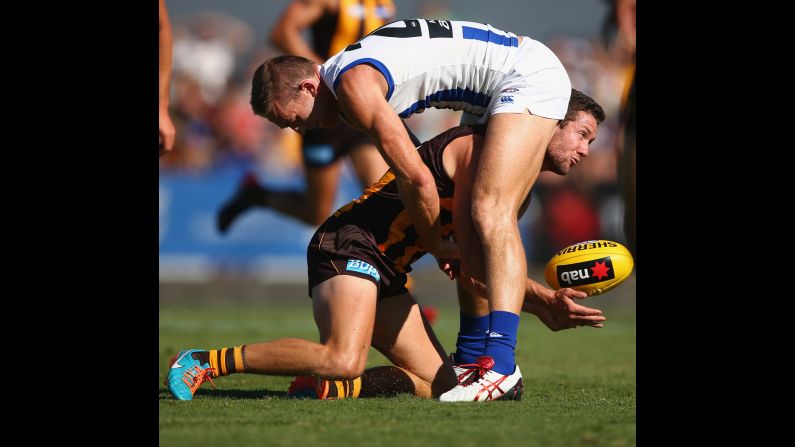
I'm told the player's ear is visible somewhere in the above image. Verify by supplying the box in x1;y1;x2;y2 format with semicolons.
301;78;320;97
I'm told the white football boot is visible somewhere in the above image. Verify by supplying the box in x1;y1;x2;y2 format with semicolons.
450;354;478;384
439;355;523;402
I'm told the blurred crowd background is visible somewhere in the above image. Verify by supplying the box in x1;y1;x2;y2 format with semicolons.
159;0;635;282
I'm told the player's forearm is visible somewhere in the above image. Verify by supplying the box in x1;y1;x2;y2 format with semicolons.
459;271;549;317
397;175;442;251
159;0;173;110
374;124;442;251
336;67;442;248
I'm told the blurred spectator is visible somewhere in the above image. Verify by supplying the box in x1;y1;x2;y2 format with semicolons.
540;186;602;254
172;11;255;104
160;10;267;174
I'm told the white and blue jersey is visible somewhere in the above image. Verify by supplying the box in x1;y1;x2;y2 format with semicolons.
319;19;571;124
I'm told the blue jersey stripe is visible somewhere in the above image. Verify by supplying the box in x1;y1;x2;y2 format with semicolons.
398;88;491;118
332;58;395;101
461;26;518;47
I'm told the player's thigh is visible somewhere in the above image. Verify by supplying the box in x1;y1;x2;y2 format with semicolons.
348;143;389;187
312;274;378;353
473;112;559;212
371;292;453;386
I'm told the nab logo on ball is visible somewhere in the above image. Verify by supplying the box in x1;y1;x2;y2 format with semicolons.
544;240;634;296
557;256;615;287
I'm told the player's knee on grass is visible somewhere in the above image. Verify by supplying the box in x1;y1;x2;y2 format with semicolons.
321;346;368;380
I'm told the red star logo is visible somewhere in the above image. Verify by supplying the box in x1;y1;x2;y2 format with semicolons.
590;260;611;280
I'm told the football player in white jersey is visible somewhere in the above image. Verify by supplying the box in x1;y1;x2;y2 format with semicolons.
250;19;573;401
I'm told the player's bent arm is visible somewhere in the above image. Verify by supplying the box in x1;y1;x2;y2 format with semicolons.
159;0;175;153
270;0;327;64
337;66;453;258
159;0;172;112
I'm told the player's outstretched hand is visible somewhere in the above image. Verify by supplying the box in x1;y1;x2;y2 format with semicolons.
530;287;606;332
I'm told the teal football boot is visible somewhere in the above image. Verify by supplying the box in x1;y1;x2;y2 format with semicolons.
165;349;216;400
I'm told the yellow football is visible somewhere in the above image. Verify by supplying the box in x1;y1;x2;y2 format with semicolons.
544;240;634;296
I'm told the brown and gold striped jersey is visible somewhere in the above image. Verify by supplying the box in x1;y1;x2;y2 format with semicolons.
331;125;483;273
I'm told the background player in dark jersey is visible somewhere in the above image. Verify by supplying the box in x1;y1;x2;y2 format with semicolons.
217;0;395;230
166;89;606;402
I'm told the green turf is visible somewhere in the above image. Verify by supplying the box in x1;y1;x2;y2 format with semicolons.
159;302;635;447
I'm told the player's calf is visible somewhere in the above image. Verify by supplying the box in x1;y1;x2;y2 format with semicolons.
287;375;362;399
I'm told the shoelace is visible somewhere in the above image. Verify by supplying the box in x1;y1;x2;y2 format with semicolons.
455;363;487;386
454;356;498;388
455;364;475;384
181;366;217;393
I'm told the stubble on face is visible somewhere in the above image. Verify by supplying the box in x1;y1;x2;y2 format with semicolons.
543;113;597;175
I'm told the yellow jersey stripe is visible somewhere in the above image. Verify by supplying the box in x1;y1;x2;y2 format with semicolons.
335;171;395;217
335;380;346;398
352;377;362;398
378;210;411;253
219;348;229;376
234;346;245;372
209;350;219;373
621;63;635;110
329;0;362;56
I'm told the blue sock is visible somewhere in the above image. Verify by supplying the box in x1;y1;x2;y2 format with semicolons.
453;312;489;365
484;311;520;375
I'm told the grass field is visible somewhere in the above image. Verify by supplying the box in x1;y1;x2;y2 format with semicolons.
159;275;635;447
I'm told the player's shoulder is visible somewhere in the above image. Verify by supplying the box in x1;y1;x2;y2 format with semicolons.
335;64;388;97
